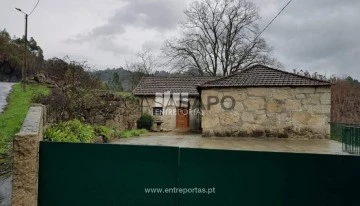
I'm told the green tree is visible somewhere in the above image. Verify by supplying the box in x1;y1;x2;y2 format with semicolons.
111;72;123;91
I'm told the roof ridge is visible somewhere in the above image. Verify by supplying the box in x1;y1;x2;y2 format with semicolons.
198;65;258;87
199;64;331;88
132;75;220;96
258;64;331;84
141;76;219;78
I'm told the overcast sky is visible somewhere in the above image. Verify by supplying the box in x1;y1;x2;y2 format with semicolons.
1;0;359;79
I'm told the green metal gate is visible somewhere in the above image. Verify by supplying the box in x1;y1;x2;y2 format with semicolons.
38;141;360;206
331;123;360;154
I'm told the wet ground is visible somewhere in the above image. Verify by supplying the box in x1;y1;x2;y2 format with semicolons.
113;132;347;155
0;176;11;206
0;82;14;114
0;82;14;206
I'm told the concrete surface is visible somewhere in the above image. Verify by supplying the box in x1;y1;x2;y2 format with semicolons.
0;176;11;206
113;132;347;155
0;82;14;114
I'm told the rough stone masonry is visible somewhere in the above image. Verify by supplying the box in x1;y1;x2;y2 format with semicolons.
12;105;45;206
201;87;331;138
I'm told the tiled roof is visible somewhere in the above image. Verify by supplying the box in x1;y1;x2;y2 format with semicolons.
132;76;219;96
200;65;331;88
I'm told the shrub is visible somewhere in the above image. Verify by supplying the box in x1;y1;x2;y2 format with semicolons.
44;119;94;143
121;131;133;138
113;129;148;139
31;89;50;103
113;130;123;138
138;129;148;134
137;114;154;130
94;126;112;142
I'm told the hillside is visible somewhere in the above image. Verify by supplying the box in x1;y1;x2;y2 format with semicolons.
93;68;172;91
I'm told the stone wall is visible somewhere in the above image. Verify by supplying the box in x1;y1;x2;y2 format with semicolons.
12;104;45;206
201;87;331;138
77;93;140;131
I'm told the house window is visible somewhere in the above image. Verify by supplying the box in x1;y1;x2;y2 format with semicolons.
153;107;163;116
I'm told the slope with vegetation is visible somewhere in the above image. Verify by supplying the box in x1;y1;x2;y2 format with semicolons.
0;84;49;154
331;77;360;124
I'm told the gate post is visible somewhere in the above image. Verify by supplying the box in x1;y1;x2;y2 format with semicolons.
12;104;45;206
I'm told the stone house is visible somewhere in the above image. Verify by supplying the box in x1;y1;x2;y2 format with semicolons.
133;65;331;138
132;76;218;131
198;65;332;138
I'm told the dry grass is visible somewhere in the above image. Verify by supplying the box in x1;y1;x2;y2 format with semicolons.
331;79;360;124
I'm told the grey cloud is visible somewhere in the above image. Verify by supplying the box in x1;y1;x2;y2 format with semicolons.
108;0;185;30
97;38;132;55
65;23;126;44
5;0;357;78
262;0;360;79
142;40;162;51
92;24;126;37
68;0;186;43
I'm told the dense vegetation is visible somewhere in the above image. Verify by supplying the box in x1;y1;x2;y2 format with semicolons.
44;119;147;143
331;77;360;124
93;67;172;91
0;29;43;82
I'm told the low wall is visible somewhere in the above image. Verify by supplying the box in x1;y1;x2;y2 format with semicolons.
46;92;141;131
84;93;141;130
201;86;331;138
12;104;45;206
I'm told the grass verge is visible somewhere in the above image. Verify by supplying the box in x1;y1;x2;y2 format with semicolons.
0;83;49;154
116;129;148;138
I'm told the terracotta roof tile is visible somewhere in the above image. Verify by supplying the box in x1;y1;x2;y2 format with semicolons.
200;65;331;88
132;76;219;96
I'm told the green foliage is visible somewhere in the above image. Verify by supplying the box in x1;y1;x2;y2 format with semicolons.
113;129;148;139
0;84;50;154
113;91;132;97
94;126;111;142
31;88;50;103
137;114;154;130
93;67;171;92
0;29;44;79
44;120;94;143
120;131;133;138
93;67;132;91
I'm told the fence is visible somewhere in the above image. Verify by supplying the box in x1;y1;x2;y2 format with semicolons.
330;122;360;155
38;141;360;206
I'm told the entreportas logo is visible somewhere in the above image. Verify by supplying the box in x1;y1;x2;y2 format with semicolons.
153;92;236;116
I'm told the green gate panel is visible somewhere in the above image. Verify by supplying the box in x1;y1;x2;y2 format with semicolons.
179;148;360;206
38;142;179;206
39;142;360;206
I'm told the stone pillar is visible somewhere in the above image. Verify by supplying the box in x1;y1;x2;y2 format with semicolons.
12;105;45;206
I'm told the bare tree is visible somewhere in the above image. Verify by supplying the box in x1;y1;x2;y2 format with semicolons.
126;50;156;89
163;0;277;76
